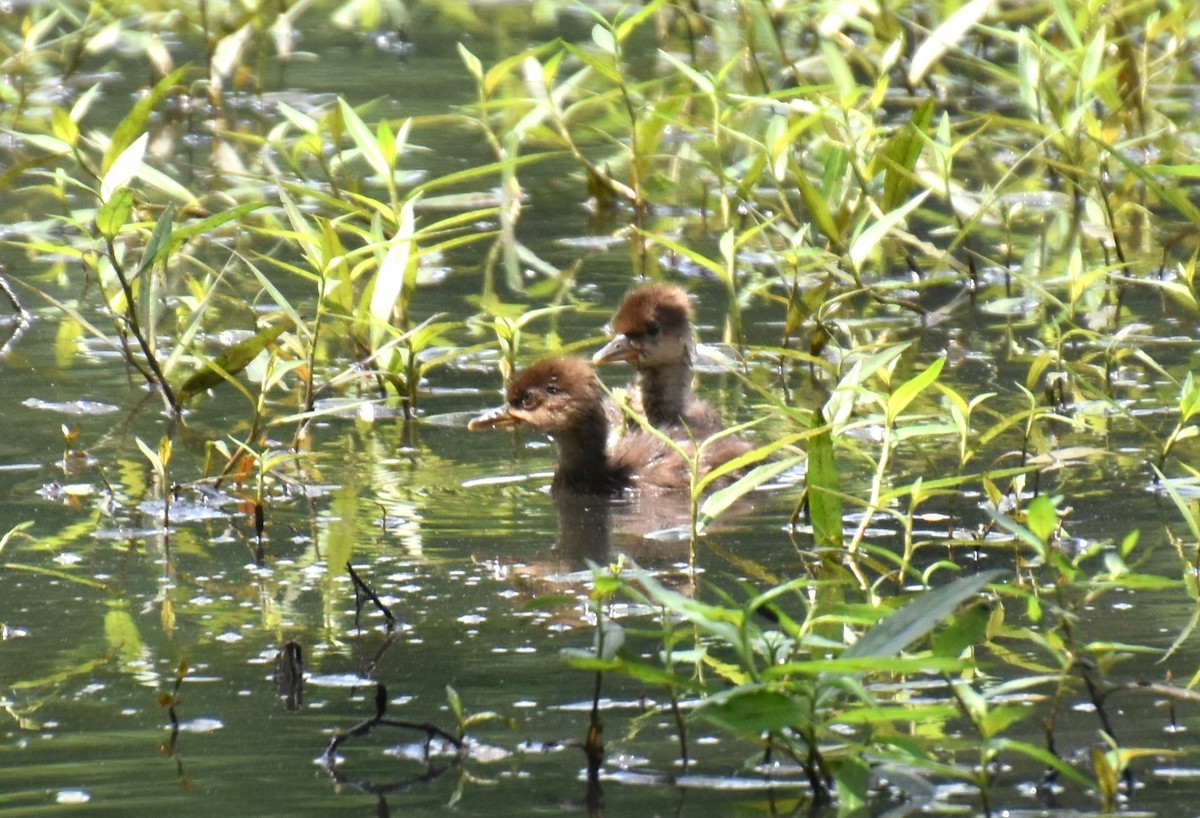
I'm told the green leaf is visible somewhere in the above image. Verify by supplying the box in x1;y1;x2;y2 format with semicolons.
101;132;147;202
698;454;805;534
850;190;929;273
887;356;945;425
367;198;416;350
136;205;174;278
930;603;991;658
50;105;79;148
795;166;843;250
880;97;934;211
338;98;391;182
96;188;134;239
177;318;292;402
104;606;144;665
834;755;869;814
1180;371;1200;422
457;42;484;83
993;737;1094;789
102;66;187;175
696;686;808;736
446;685;463;722
1025;495;1057;543
591;23;616;55
166;202;268;257
907;0;993;86
806;409;842;550
980;703;1033;739
844;569;1005;659
135;436;163;474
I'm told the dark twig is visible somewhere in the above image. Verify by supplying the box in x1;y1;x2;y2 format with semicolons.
0;272;31;323
347;562;397;631
319;683;463;768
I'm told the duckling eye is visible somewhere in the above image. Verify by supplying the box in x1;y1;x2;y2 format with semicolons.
515;392;536;409
644;320;660;337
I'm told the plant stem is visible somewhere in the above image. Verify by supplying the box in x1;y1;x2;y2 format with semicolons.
104;237;180;415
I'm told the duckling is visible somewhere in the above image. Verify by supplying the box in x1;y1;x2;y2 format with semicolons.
469;357;726;494
592;283;723;437
469;357;632;494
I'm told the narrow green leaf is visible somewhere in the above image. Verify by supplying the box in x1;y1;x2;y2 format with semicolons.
993;737;1095;789
907;0;993;86
843;569;1005;659
102;66;187;175
338;98;391;182
368;198;416;349
104;607;144;664
458;43;484;83
135;436;163;473
795;167;843;250
849;190;930;273
698;454;805;533
167;202;268;255
137;205;174;277
657;49;714;94
880;97;934;211
887;355;945;425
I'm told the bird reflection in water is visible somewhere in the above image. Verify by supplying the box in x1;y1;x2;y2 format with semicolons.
466;355;761;605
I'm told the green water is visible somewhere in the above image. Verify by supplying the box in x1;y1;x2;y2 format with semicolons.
2;3;1200;817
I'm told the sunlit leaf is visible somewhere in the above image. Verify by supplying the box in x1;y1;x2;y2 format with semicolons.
96;188;134;239
887;355;945;425
50;105;78;148
100;132;148;202
1025;496;1058;543
908;0;993;86
457;42;483;82
849;190;929;273
368;198;416;350
211;23;253;81
338;98;391;183
102;66;187;175
698;454;805;534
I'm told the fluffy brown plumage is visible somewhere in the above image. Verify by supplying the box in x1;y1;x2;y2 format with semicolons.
592;283;723;437
469;357;738;494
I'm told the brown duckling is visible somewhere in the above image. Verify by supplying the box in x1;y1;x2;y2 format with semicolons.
469;357;632;494
592;283;723;437
469;357;731;494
